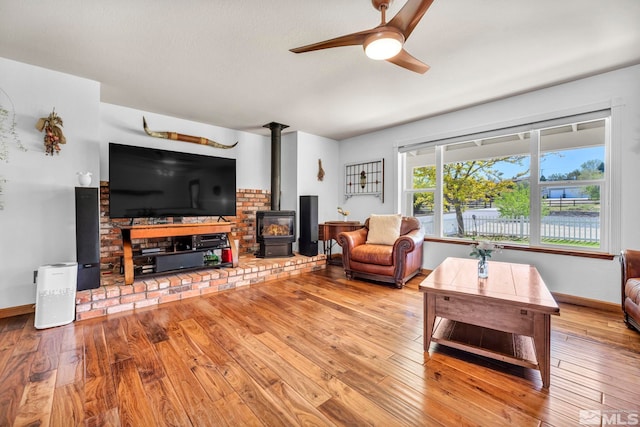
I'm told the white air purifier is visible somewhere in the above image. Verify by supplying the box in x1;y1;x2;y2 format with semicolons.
35;262;78;329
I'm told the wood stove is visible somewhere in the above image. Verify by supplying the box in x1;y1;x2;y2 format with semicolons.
256;210;296;258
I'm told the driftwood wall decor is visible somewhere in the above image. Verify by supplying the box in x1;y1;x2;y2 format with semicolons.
317;159;325;181
142;117;238;149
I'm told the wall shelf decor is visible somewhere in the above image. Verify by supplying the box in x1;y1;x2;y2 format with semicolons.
344;158;384;202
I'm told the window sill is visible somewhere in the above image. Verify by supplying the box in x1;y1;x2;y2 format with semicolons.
423;237;615;260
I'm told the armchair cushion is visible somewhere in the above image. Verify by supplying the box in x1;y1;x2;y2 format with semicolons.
366;214;402;245
351;244;393;266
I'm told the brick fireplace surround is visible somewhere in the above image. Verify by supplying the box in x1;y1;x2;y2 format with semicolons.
75;182;326;321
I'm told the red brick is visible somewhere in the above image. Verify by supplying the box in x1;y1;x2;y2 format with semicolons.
159;294;181;304
105;285;120;298
147;289;170;299
200;286;220;296
121;293;147;304
227;275;245;284
76;291;91;304
92;298;121;309
119;285;134;296
210;278;228;286
91;288;106;301
180;289;201;300
107;303;134;314
76;309;106;321
156;279;170;289
170;285;191;294
144;279;159;291
135;298;159;309
191;281;210;290
177;274;193;285
76;303;91;313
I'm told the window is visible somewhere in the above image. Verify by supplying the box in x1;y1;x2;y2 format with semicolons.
399;111;611;252
403;146;436;235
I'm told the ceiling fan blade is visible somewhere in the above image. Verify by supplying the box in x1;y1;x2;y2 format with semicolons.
290;28;377;53
387;49;430;74
388;0;435;39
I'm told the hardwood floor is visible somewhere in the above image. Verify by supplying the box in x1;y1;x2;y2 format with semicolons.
1;266;639;426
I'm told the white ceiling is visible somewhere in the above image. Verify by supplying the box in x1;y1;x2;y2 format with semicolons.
1;1;639;140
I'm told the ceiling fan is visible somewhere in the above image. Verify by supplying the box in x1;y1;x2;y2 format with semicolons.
290;0;434;74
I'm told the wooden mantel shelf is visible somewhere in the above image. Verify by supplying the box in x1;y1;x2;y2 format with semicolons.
121;222;237;285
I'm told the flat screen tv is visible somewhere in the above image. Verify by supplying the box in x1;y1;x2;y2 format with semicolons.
109;143;236;219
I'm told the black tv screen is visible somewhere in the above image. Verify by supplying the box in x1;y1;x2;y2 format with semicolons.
109;143;236;219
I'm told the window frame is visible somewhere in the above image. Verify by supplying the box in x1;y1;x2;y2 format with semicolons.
398;110;615;255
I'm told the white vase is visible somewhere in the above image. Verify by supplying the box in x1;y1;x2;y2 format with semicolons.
478;258;488;278
77;172;92;187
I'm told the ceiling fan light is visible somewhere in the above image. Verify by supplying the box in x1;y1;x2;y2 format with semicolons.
364;30;404;60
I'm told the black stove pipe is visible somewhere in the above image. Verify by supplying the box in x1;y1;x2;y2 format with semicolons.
263;122;289;211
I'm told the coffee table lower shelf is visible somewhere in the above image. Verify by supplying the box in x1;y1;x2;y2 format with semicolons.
431;317;539;370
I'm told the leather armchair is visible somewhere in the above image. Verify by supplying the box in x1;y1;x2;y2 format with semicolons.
337;216;424;288
621;249;640;332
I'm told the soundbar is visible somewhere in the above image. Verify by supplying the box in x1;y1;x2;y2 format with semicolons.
156;252;204;273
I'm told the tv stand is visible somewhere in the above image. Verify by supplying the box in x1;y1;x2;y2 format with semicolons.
120;222;237;285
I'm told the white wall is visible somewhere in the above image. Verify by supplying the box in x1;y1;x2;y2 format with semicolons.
0;57;101;308
296;131;340;223
340;64;640;304
281;132;298;212
294;132;340;253
99;103;270;190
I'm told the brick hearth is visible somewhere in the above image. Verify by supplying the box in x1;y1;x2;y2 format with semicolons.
75;253;326;321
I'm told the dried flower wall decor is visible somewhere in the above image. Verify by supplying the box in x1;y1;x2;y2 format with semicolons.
0;87;26;210
36;108;66;155
0;87;25;162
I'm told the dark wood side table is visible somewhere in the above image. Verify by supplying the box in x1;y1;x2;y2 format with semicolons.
318;221;363;265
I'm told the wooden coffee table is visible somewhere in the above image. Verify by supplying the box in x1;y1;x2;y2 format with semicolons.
419;257;560;388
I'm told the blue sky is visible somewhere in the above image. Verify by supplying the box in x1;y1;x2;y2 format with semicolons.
496;146;605;179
